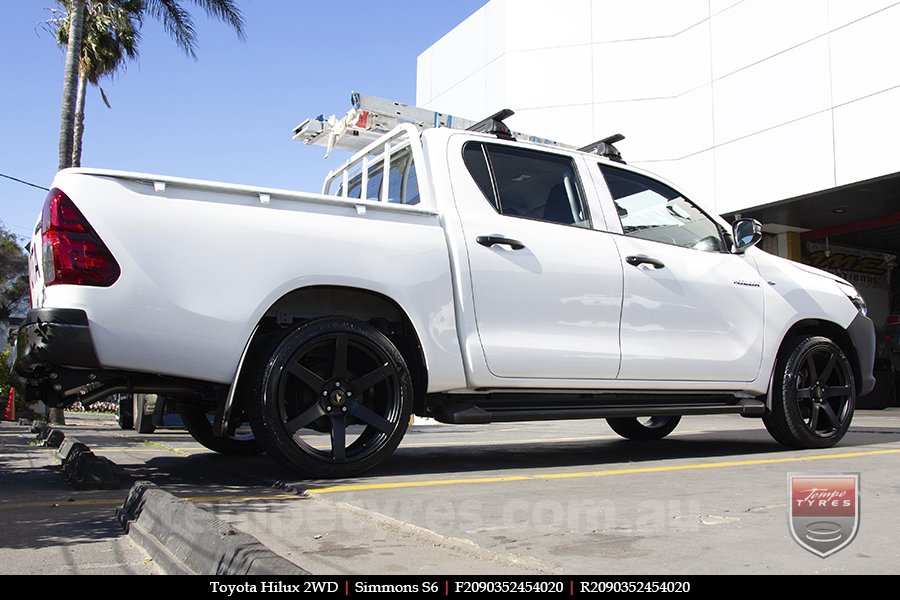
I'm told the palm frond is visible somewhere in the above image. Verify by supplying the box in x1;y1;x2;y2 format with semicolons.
188;0;245;40
99;86;112;109
144;0;198;59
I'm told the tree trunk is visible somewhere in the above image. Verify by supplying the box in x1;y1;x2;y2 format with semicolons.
58;0;85;171
72;73;87;168
48;407;66;426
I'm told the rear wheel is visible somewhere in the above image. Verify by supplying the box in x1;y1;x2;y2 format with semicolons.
607;415;681;440
248;318;413;478
180;405;262;455
763;336;855;448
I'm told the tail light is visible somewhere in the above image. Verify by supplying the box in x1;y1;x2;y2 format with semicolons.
41;188;120;287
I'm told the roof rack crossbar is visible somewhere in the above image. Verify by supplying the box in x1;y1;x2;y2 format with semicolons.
579;133;626;163
466;108;516;140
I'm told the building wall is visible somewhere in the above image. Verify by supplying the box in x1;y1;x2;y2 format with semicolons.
417;0;900;215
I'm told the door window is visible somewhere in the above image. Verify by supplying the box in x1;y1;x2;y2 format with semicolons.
463;143;590;228
599;164;724;252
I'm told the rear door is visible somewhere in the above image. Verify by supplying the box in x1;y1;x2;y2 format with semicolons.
454;140;623;380
596;163;765;382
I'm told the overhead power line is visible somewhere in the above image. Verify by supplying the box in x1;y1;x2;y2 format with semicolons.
0;172;50;192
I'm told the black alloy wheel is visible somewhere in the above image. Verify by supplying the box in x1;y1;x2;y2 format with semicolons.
764;336;856;449
180;405;263;455
607;415;681;440
249;318;412;478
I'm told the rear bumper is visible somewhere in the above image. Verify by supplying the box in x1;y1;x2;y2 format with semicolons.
847;312;876;396
12;308;100;380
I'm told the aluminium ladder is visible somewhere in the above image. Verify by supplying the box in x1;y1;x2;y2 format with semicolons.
292;91;625;162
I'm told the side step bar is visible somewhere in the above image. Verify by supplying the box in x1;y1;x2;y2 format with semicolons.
425;395;766;425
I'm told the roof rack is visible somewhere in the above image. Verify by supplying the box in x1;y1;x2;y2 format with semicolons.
578;134;626;163
292;92;577;157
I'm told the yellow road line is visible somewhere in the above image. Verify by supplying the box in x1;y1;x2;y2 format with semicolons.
184;493;299;503
402;429;706;449
307;447;900;494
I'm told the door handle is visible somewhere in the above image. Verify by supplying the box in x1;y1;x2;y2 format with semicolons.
477;235;525;250
626;255;665;269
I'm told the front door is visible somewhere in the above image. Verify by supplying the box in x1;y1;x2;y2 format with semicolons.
598;164;765;382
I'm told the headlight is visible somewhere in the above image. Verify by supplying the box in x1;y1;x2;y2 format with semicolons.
836;282;867;316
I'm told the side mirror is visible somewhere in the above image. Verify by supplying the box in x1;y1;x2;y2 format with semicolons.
732;218;762;253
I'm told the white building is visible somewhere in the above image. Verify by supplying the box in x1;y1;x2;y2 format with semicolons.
418;1;900;405
417;0;900;217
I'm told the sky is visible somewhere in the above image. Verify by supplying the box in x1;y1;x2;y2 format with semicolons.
0;0;488;243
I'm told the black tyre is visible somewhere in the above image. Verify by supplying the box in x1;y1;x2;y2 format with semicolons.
116;395;134;430
180;405;263;455
607;415;681;440
763;336;855;449
248;318;413;478
133;394;157;434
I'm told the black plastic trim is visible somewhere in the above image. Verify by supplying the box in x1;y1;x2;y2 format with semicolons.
24;308;90;327
14;308;100;376
424;393;763;424
847;312;876;396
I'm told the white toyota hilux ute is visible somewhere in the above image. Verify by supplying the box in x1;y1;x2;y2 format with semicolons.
13;105;875;478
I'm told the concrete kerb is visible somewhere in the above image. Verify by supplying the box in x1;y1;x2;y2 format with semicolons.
117;481;309;575
43;428;65;448
56;436;122;490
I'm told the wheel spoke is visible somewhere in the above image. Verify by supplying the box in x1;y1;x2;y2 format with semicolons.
804;355;819;382
824;385;851;399
351;363;393;394
285;403;326;434
348;400;393;434
819;353;838;382
287;362;325;391
796;388;812;399
330;415;346;462
821;403;841;430
808;404;820;431
332;334;348;380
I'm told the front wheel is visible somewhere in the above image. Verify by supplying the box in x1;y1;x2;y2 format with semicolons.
763;336;856;449
180;405;262;455
248;318;413;478
607;415;681;440
115;395;134;430
133;394;157;434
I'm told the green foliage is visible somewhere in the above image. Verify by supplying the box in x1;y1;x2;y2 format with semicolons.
55;0;142;85
0;348;10;393
0;223;27;325
0;349;26;413
53;0;246;64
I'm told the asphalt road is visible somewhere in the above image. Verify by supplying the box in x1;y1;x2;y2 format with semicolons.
0;420;160;575
1;410;898;574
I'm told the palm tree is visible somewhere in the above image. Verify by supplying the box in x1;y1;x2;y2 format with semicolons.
56;0;141;167
50;0;244;424
54;0;245;168
57;0;85;171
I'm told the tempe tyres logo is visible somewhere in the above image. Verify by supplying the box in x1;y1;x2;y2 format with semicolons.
788;474;859;557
